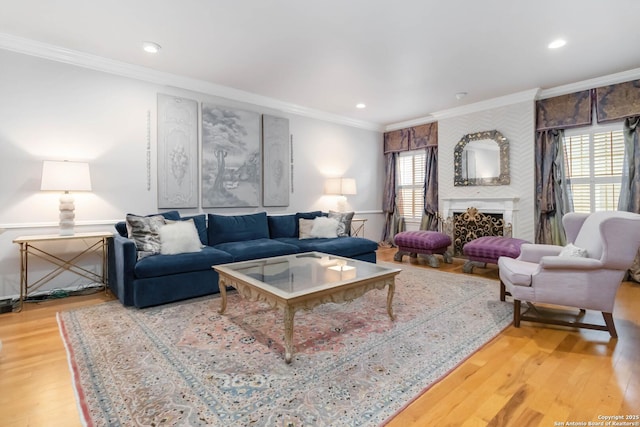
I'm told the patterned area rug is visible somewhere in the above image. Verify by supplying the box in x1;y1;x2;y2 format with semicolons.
58;263;512;426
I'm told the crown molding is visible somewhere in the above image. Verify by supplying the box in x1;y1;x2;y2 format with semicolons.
0;32;383;132
384;67;640;132
385;88;540;131
537;67;640;100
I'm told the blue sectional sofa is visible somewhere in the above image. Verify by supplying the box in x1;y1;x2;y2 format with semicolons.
109;211;378;308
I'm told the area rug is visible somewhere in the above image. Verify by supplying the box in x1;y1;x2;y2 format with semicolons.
58;263;512;427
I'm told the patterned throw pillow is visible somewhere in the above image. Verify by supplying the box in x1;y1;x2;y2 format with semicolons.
328;211;355;237
126;214;166;259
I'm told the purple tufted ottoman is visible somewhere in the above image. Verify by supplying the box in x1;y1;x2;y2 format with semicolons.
462;236;530;273
393;230;453;267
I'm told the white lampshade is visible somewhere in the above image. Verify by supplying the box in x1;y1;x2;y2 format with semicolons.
324;178;357;196
41;160;92;192
340;178;357;195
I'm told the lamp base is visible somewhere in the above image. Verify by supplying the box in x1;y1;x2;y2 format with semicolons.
336;196;348;212
59;193;75;236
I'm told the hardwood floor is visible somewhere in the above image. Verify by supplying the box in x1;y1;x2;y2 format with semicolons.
378;248;640;426
0;249;638;426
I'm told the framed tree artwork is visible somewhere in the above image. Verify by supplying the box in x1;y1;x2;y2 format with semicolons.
201;104;261;207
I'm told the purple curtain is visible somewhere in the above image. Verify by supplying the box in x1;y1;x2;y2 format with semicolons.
618;117;640;213
381;152;403;245
420;146;438;231
535;129;572;245
618;117;640;281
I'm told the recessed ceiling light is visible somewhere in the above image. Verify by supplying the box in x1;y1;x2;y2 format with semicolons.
142;41;162;53
356;103;366;109
548;39;566;49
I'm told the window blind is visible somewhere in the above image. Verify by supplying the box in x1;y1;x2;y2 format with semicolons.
397;151;426;219
563;129;624;213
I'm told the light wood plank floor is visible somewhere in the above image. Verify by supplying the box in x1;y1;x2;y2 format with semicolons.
0;248;638;426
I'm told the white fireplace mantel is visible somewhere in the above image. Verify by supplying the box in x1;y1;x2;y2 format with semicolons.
441;197;520;232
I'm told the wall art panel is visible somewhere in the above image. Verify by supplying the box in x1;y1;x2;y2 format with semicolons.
262;115;290;206
157;94;199;208
201;104;261;207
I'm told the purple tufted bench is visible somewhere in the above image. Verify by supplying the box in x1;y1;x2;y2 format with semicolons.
393;230;453;268
462;236;530;273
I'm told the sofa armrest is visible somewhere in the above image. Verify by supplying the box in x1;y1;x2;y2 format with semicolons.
539;255;603;270
111;233;138;306
518;243;562;263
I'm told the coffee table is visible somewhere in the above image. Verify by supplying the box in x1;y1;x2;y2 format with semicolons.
214;252;401;363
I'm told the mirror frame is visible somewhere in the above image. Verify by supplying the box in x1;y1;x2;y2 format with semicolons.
454;130;510;186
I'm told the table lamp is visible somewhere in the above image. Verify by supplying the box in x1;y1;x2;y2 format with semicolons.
40;160;92;236
324;177;356;211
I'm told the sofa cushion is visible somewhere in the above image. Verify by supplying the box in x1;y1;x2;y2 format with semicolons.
213;238;300;262
497;257;538;287
268;214;297;238
208;212;270;245
275;237;378;258
134;246;234;279
115;210;181;237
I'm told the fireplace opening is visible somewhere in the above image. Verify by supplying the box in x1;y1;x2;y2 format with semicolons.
443;207;511;256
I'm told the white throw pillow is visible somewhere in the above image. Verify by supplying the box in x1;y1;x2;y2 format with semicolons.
311;217;339;238
559;243;588;258
298;218;315;239
160;219;203;255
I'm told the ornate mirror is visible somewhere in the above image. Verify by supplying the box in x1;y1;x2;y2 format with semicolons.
454;130;510;186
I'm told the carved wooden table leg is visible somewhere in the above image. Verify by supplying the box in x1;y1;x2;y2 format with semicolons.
283;306;295;363
387;282;396;321
218;278;227;314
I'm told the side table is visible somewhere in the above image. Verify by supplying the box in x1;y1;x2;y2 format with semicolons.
350;218;367;237
13;231;113;311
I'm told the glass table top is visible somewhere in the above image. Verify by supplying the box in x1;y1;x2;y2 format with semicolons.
215;252;400;298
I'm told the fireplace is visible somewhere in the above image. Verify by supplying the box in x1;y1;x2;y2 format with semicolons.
445;208;509;256
441;197;519;256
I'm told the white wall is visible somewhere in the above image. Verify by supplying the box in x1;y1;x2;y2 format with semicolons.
0;49;385;299
438;101;536;241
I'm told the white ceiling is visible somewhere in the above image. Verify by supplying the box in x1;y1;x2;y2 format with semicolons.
1;0;639;128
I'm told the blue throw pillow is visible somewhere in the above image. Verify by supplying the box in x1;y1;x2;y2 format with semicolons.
207;212;270;245
268;214;297;238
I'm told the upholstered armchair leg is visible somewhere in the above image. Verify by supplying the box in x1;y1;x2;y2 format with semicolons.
500;281;506;301
513;299;521;327
602;312;618;339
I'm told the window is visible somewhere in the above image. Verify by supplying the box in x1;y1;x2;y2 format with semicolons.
563;125;624;213
397;151;425;220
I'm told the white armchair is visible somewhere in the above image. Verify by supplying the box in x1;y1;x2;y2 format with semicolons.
498;211;640;338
